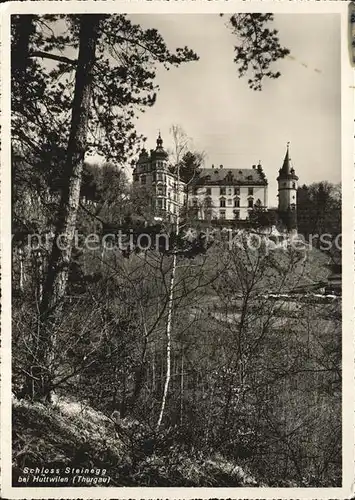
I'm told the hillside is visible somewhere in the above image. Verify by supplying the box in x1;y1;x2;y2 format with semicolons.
12;396;260;487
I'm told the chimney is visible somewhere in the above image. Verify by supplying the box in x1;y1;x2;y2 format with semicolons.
252;165;256;169
219;164;223;169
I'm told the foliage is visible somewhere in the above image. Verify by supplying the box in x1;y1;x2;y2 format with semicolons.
225;13;290;90
297;181;341;244
248;199;277;228
13;232;341;486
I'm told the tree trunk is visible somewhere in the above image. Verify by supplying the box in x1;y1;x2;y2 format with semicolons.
180;353;184;426
12;15;35;84
156;253;176;430
18;247;25;292
156;166;181;430
24;15;101;401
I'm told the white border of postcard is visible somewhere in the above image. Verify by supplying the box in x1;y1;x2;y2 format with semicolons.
1;1;354;499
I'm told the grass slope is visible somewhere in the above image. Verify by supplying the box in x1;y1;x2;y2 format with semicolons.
12;396;260;487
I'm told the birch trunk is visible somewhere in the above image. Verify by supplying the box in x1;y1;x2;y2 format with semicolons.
156;164;181;430
156;252;176;430
180;354;184;426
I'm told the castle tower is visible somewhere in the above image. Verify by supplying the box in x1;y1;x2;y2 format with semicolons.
152;132;168;168
277;142;298;232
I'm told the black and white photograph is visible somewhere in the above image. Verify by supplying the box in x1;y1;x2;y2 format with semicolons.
1;1;353;498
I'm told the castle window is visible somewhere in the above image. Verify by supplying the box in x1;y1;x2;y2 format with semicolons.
220;187;226;195
227;198;233;206
234;187;240;195
227;188;232;195
220;198;226;208
248;199;254;208
292;182;296;188
248;187;253;196
234;198;240;208
220;210;226;220
206;187;211;195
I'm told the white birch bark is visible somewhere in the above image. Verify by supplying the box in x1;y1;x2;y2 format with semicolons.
156;158;181;431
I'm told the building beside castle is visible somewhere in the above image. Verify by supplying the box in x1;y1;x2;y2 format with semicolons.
188;163;268;221
132;134;298;229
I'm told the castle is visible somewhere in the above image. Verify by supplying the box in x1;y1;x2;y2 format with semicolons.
132;134;298;231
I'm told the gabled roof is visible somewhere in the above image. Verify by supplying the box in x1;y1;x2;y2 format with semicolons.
192;167;267;186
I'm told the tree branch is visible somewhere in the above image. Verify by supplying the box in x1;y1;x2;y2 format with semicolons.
29;50;77;65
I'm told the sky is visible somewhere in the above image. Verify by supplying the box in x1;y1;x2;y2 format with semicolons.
129;13;341;207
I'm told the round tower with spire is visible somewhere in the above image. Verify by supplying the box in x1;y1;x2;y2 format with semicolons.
277;142;298;232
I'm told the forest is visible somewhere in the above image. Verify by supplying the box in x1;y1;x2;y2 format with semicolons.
11;13;341;487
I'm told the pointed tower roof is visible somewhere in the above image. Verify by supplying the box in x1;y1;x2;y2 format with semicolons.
277;142;298;181
156;131;163;149
153;131;168;159
281;142;291;176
